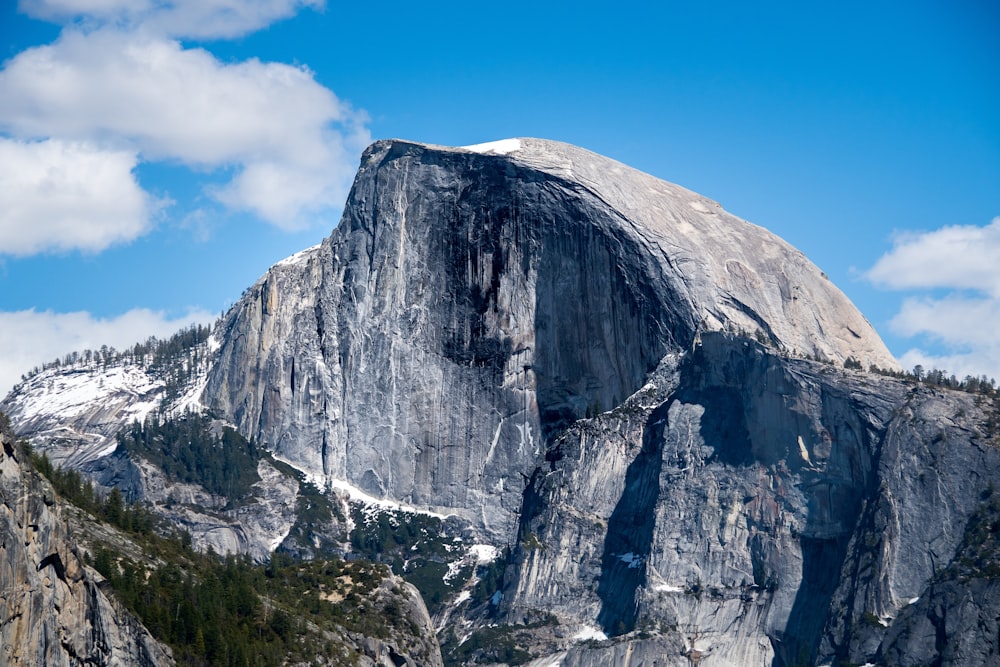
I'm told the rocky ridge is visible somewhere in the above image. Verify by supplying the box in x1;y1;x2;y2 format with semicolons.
0;414;174;666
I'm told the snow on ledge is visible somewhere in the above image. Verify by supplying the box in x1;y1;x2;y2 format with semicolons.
572;625;608;642
462;139;522;155
327;478;453;520
274;244;321;268
269;454;454;521
653;583;684;593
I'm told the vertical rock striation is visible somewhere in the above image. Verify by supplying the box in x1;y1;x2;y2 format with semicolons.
205;138;898;541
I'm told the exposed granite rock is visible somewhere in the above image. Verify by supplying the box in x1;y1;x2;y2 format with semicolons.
0;417;173;666
354;577;444;667
205;138;898;543
501;333;1000;665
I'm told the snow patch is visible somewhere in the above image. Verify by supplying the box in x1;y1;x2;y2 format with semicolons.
463;139;522;155
15;363;163;426
797;435;814;466
453;590;471;606
573;625;607;642
274;244;321;268
653;583;684;593
908;596;920;605
444;543;501;583
469;544;501;565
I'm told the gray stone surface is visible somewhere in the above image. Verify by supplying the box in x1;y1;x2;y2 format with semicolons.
0;421;174;666
205;138;898;543
503;333;1000;665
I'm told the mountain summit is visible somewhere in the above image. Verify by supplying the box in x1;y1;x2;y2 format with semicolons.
205;137;898;533
5;139;999;667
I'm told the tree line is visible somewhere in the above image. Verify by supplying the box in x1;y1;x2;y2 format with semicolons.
18;322;213;385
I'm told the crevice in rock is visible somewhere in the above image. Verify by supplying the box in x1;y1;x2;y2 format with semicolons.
772;535;852;667
722;293;781;347
37;552;67;584
596;399;672;636
515;467;547;549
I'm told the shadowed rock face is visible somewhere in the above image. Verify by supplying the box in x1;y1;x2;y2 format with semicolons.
505;333;1000;666
204;138;897;540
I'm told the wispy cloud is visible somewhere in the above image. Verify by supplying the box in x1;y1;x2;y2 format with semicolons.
0;307;217;399
20;0;324;40
866;217;1000;380
867;218;1000;298
0;0;367;254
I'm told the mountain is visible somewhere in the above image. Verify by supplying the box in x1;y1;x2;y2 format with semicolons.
204;137;896;537
4;138;1000;666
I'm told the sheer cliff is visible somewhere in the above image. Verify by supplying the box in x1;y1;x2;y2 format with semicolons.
205;138;898;539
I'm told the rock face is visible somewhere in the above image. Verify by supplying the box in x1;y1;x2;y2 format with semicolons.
6;138;1000;666
0;416;173;666
205;138;898;541
503;332;1000;665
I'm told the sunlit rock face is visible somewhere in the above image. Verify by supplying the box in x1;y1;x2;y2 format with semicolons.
0;423;174;666
205;138;897;542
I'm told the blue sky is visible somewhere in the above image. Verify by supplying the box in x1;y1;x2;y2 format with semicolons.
0;0;998;395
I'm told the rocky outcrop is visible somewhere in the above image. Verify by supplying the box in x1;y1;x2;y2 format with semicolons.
205;138;898;542
501;333;1000;665
0;415;173;666
357;576;444;667
87;450;300;562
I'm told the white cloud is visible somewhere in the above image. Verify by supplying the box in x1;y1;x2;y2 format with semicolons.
0;137;164;255
866;218;1000;381
20;0;324;40
890;295;1000;381
891;295;1000;348
0;29;369;229
0;307;216;399
866;218;1000;298
212;155;358;230
0;31;358;165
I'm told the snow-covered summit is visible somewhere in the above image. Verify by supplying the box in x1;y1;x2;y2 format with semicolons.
1;334;213;468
